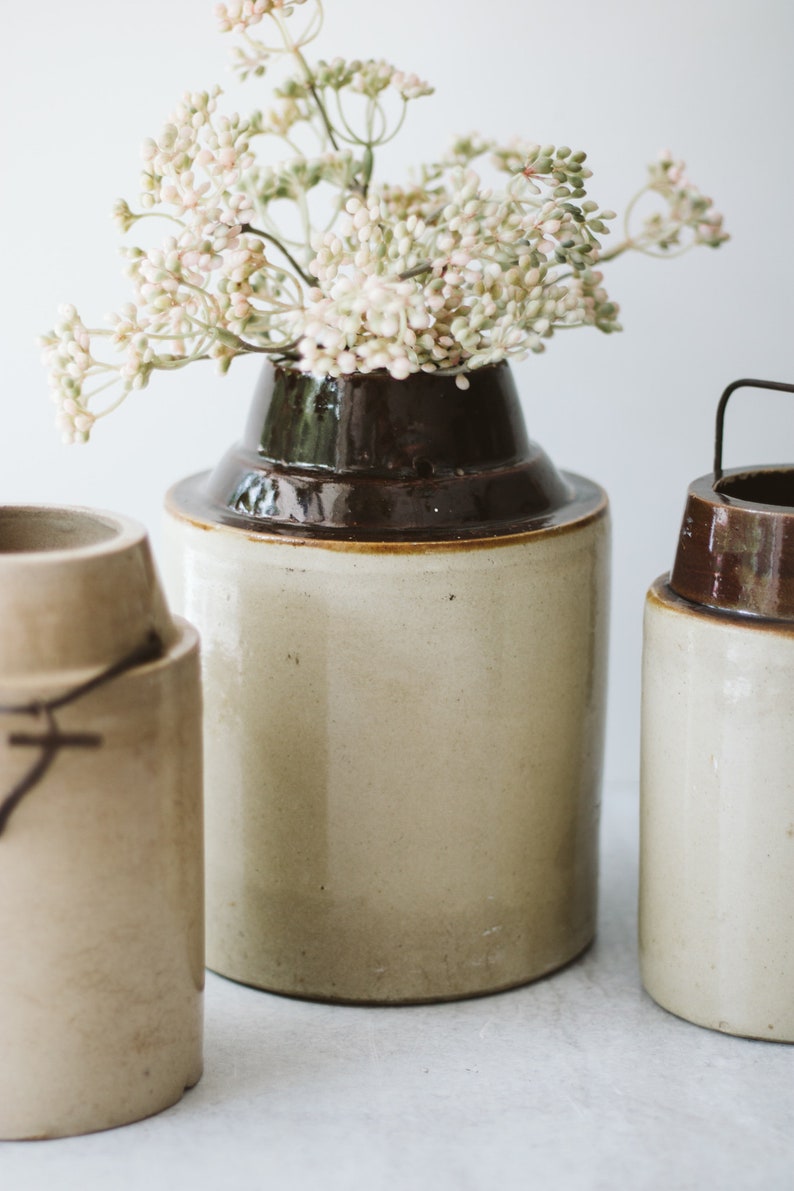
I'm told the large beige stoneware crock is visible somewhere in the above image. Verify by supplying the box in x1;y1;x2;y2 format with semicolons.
165;362;609;1003
0;506;203;1139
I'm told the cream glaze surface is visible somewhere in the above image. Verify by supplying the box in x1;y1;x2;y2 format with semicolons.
165;506;609;1003
640;579;794;1041
0;508;204;1139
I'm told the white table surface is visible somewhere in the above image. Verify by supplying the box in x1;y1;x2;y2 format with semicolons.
2;782;792;1191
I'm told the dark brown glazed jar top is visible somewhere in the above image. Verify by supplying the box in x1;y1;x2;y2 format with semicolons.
669;468;794;620
669;378;794;620
169;361;605;542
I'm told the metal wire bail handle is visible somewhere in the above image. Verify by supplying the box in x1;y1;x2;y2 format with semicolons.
714;377;794;482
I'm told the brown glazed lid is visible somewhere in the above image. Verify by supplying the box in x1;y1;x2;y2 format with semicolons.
669;379;794;620
170;361;605;542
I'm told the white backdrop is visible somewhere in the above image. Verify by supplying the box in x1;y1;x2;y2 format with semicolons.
1;0;792;783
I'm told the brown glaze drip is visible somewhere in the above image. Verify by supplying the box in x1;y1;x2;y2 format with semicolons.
171;361;603;542
669;467;794;621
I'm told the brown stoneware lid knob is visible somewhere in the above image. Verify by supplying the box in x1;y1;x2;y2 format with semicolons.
670;378;794;620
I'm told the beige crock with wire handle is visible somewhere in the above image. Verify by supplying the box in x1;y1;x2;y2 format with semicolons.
640;378;794;1041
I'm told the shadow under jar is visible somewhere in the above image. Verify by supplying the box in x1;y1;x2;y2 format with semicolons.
165;361;610;1004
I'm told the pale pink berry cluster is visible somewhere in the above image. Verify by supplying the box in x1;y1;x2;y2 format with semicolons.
41;0;727;442
219;0;318;80
41;307;100;443
639;151;728;252
292;159;621;380
215;0;307;35
139;89;255;221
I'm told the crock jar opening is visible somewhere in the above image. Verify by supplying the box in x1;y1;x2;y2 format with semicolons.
0;508;119;554
714;467;794;509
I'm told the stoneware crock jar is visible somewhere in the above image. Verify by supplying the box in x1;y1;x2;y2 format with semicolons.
165;361;609;1003
0;506;204;1139
640;379;794;1041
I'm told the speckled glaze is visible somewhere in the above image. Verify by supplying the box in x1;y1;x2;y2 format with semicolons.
640;463;794;1042
0;507;204;1139
164;363;609;1003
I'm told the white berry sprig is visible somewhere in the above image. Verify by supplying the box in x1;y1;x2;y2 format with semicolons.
42;1;728;441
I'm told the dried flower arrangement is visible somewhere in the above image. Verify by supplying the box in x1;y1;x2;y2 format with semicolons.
42;0;728;442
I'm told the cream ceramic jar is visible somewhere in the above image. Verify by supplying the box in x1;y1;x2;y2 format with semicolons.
641;580;794;1041
165;363;609;1003
0;507;203;1139
641;390;794;1041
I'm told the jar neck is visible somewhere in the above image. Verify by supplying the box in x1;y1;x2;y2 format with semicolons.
670;468;794;620
198;361;587;541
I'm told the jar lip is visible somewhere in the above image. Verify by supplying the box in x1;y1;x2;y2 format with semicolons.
271;359;508;382
0;505;177;679
708;465;794;513
0;505;145;561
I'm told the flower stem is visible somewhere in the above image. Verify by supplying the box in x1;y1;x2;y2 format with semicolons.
399;261;433;281
241;224;314;286
276;11;341;153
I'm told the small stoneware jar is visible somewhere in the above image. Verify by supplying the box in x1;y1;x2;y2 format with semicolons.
165;361;610;1004
640;379;794;1041
0;506;203;1139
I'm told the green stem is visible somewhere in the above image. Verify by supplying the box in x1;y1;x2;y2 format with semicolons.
125;209;186;230
83;375;123;403
154;351;212;369
295;191;314;259
369;98;388;145
332;90;362;144
358;145;374;196
399;261;433;281
241;224;314;286
276;11;340;153
630;241;693;260
305;76;340;150
596;239;633;264
620;184;647;244
213;329;290;355
377;100;408;147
